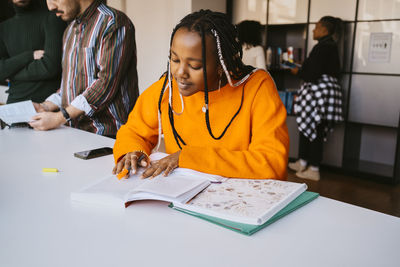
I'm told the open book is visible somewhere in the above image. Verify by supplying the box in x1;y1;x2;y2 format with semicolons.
171;179;307;225
0;100;37;126
71;153;225;209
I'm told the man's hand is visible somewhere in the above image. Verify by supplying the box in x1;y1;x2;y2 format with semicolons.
33;50;45;60
29;111;65;131
32;102;46;113
32;101;59;113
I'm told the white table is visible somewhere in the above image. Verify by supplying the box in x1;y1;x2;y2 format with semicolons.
1;127;400;267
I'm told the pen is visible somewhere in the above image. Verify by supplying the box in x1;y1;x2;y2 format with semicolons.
116;154;146;180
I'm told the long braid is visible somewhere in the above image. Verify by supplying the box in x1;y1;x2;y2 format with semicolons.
200;23;249;140
157;64;186;150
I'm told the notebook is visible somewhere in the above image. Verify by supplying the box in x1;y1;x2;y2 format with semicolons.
170;191;319;235
171;179;307;225
0;100;37;126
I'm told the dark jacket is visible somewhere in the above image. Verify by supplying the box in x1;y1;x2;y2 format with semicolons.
0;5;66;103
299;36;341;83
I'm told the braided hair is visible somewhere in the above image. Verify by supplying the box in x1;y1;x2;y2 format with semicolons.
156;9;255;150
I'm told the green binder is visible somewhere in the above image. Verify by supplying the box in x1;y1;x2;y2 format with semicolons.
170;191;319;236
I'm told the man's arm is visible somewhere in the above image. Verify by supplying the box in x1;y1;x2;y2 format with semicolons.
29;105;84;131
0;35;34;81
77;23;135;115
10;13;66;81
29;20;136;131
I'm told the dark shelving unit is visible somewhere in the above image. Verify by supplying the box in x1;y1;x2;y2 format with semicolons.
265;24;307;92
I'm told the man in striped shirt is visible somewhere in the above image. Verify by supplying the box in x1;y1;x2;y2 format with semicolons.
29;0;139;138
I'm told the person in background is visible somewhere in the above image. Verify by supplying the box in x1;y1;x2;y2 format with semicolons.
236;20;266;70
29;0;139;138
113;10;288;180
0;0;66;103
288;16;344;181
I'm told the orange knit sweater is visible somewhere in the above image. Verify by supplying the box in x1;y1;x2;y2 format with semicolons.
114;70;289;179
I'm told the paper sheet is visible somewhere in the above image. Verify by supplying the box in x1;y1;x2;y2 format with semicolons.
0;100;37;125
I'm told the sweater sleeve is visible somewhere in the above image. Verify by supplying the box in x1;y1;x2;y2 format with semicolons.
10;13;65;81
0;30;33;81
179;76;289;180
113;79;162;163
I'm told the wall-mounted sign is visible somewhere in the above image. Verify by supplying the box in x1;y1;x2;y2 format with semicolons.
368;32;392;63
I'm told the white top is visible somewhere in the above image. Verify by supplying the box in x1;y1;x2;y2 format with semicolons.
242;45;266;70
1;127;400;267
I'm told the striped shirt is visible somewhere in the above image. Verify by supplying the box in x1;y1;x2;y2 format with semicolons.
47;0;138;136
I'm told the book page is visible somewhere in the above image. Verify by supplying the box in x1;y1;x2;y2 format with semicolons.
132;175;208;199
174;179;307;225
150;152;227;183
0;100;37;125
71;168;210;208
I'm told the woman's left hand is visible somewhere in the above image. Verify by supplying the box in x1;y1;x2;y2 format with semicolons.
142;151;181;178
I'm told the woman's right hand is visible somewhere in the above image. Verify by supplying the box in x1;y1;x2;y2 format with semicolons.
112;151;150;178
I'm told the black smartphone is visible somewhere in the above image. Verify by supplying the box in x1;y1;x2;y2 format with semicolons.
74;147;113;160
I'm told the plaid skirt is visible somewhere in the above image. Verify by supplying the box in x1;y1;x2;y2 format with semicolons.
294;74;343;141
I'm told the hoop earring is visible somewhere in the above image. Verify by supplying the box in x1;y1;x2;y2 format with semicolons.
167;62;184;116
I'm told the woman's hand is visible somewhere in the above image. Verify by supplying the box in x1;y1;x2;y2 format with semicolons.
112;151;150;178
142;151;181;178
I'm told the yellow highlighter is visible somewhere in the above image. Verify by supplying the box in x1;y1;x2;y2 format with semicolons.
42;168;59;173
117;168;129;180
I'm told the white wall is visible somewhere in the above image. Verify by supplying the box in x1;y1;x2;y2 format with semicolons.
232;0;267;24
192;0;226;13
108;0;226;93
109;0;191;92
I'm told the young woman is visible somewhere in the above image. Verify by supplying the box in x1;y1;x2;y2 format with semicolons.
288;16;344;181
113;10;289;180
